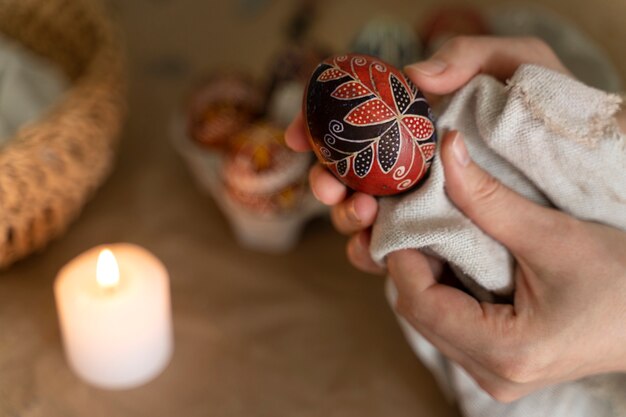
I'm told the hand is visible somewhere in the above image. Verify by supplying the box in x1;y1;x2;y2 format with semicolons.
286;36;626;402
388;130;626;402
285;36;568;274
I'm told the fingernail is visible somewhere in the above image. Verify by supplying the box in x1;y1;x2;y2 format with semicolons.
451;132;470;167
407;59;447;76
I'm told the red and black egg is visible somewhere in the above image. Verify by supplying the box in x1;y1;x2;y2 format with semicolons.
304;54;437;196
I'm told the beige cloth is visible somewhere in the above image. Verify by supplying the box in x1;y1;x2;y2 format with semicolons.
372;66;624;296
371;65;626;416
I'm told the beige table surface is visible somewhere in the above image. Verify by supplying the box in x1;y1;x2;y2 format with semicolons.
1;0;624;416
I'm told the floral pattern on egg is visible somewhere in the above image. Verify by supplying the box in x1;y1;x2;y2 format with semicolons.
304;54;436;196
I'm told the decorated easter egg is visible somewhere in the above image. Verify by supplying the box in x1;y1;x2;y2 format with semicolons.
350;18;422;68
223;123;311;215
187;74;263;149
304;54;437;196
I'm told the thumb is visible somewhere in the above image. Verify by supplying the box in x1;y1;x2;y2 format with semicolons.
440;130;565;257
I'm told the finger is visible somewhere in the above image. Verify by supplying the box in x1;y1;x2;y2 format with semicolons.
404;318;527;403
387;250;490;351
386;251;533;399
405;36;568;96
331;192;378;235
309;164;347;205
440;130;570;258
346;230;386;275
388;250;543;401
285;112;311;152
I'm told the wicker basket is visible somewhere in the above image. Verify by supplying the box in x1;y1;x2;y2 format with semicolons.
0;0;125;268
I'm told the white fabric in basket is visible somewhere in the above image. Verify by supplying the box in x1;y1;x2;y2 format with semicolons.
0;34;67;144
371;65;626;416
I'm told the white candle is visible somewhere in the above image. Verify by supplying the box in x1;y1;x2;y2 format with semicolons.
54;243;173;390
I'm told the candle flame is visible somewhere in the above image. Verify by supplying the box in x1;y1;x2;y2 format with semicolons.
96;249;120;289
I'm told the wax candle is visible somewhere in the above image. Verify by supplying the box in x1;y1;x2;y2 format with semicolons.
54;243;173;390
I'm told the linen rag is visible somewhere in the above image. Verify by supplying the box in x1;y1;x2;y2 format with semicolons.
371;65;626;417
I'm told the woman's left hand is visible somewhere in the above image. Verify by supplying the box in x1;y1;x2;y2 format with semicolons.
387;129;626;403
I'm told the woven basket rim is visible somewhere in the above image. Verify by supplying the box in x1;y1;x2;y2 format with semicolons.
0;0;126;268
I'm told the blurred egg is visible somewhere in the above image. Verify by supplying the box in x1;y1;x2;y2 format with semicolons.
265;43;326;129
266;43;326;95
420;6;490;56
187;73;263;149
350;18;422;68
223;123;311;215
304;54;436;196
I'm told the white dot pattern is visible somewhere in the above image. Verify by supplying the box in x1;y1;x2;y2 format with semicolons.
317;68;345;82
345;98;395;126
420;143;436;160
390;74;410;113
354;146;373;177
331;81;372;100
402;116;434;140
378;124;400;172
336;158;348;176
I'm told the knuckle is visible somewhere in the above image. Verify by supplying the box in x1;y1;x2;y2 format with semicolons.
422;308;446;334
481;317;552;384
544;212;591;257
393;297;413;319
346;233;374;272
309;163;323;181
396;297;448;336
482;383;520;403
485;348;539;385
345;236;361;266
522;36;550;52
551;212;582;237
442;35;472;53
470;172;502;205
500;360;535;385
474;373;524;403
394;296;428;325
330;206;351;235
